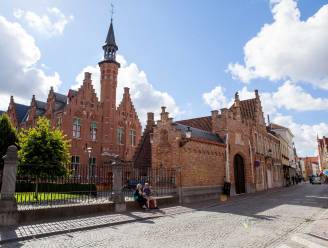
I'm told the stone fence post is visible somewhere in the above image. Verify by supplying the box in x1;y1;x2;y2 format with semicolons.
112;159;126;212
175;166;183;205
0;145;18;226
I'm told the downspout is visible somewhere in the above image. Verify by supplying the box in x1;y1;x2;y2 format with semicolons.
225;133;230;182
249;139;254;184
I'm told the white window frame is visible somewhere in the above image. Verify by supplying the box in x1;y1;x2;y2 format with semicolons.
130;129;137;146
73;118;81;138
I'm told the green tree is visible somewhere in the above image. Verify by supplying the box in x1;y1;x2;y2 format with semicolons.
18;117;71;198
0;114;18;168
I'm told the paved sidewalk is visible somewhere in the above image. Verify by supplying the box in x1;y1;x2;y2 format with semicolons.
0;185;302;245
307;208;328;241
0;203;218;245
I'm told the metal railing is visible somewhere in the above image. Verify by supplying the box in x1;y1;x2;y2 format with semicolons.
15;164;113;210
122;166;177;200
15;164;177;210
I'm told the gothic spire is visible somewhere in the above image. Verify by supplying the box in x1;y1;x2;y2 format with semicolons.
102;9;118;62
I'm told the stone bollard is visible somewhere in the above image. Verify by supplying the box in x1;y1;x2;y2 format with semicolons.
112;159;126;212
0;145;18;226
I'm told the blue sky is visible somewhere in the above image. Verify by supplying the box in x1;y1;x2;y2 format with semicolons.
0;0;328;156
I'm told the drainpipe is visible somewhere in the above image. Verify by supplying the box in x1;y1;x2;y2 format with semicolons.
225;133;230;182
249;140;254;184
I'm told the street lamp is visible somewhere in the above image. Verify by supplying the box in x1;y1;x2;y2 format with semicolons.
179;126;192;147
185;126;192;139
149;133;154;144
87;147;92;179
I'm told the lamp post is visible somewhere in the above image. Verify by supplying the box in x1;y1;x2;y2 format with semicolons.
179;126;192;147
87;147;92;179
185;126;192;139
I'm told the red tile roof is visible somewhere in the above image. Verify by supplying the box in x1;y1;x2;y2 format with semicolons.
176;116;212;132
239;99;256;120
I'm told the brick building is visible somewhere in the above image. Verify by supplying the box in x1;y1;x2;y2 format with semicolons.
317;136;328;170
4;19;142;175
134;90;284;200
301;156;320;178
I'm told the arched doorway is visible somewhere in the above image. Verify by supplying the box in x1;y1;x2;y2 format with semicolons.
234;154;246;194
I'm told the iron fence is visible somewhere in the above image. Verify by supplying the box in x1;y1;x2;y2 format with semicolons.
14;164;177;210
122;166;177;200
15;164;113;210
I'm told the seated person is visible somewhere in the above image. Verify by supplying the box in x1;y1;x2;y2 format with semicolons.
143;183;158;209
133;183;147;209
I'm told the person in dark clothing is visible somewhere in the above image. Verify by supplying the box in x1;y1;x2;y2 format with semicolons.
133;183;147;209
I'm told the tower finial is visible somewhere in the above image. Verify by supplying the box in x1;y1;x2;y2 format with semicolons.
111;3;114;22
101;2;118;62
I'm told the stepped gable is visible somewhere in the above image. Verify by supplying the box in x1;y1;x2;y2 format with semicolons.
117;87;140;123
175;116;212;132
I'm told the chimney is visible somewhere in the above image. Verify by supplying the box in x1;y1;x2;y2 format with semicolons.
211;110;219;133
84;72;92;80
146;112;155;130
255;89;259;99
160;106;169;121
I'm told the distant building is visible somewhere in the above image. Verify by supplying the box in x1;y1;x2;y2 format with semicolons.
317;136;328;170
301;157;319;178
269;123;297;182
4;18;142;175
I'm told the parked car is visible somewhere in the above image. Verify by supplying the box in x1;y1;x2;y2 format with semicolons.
311;176;322;184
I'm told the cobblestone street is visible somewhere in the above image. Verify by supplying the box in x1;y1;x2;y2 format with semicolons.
3;184;328;248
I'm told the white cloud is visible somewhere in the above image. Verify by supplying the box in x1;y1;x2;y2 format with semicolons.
13;7;73;37
202;86;228;110
228;0;328;89
202;86;276;115
273;113;328;156
73;55;180;125
272;81;328;111
0;16;62;110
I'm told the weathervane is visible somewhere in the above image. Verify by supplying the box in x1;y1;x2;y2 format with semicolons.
111;3;114;21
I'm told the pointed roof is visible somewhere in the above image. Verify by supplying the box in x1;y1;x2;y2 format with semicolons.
104;19;117;49
15;103;29;123
176;116;212;132
174;123;225;144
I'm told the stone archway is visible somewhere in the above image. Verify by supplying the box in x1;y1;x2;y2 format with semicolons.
234;154;246;194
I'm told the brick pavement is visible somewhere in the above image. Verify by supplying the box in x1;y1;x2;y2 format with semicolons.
0;183;325;246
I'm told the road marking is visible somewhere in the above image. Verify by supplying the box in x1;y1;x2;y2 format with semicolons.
277;244;291;248
291;235;327;248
